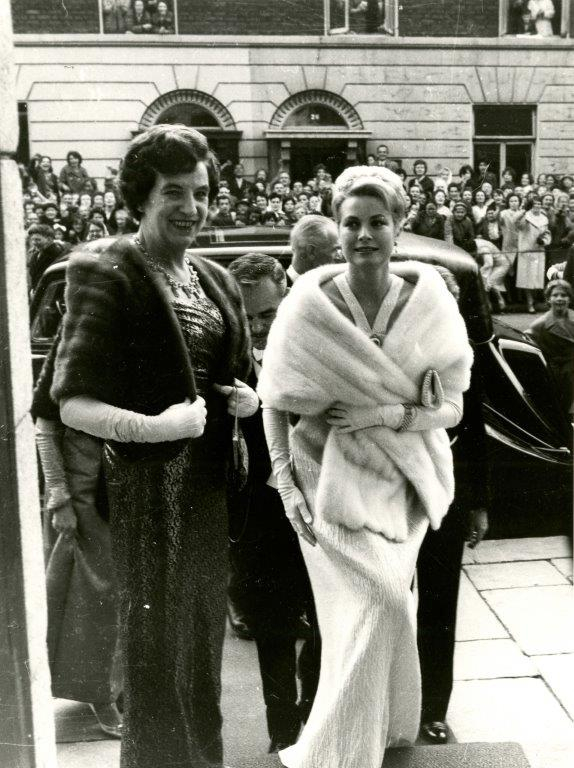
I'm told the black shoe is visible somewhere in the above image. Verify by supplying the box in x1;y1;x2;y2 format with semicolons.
268;739;294;753
227;604;254;641
420;721;448;744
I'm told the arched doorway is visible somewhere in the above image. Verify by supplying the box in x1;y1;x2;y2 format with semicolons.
139;90;242;168
265;90;370;180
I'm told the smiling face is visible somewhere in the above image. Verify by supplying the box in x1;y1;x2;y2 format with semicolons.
241;276;284;350
448;185;460;201
531;199;542;215
87;223;104;241
139;166;209;253
548;286;570;315
339;195;397;272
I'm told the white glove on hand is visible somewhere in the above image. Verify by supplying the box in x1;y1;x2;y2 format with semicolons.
326;403;403;433
52;502;78;538
278;485;316;547
213;379;259;418
151;397;207;441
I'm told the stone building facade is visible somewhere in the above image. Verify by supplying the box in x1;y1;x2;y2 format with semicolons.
11;1;574;183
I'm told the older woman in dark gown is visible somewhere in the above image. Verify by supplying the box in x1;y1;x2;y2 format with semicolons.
51;125;256;768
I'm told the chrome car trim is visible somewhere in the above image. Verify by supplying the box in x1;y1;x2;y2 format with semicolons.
485;424;569;464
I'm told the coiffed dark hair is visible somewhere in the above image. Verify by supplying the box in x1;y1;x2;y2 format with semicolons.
66;150;83;165
120;124;211;218
27;224;55;240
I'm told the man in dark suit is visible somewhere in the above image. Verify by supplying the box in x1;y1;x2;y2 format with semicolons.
227;162;253;201
227;253;320;753
416;268;490;744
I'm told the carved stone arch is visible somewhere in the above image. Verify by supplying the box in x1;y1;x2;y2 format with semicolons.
269;90;363;131
139;89;236;131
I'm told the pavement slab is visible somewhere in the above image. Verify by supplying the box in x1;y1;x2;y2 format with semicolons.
522;741;574;768
447;678;574;744
482;585;574;655
454;639;537;680
238;743;532;768
551;558;573;582
464;560;569;590
54;699;110;743
56;740;120;768
455;572;509;641
466;537;571;564
534;654;574;720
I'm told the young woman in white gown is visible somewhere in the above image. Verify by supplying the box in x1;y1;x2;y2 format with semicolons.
258;165;473;768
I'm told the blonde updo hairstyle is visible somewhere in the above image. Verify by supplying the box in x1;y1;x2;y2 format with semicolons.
332;166;408;234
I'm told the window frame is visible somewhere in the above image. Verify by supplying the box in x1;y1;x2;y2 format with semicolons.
99;0;179;35
324;0;398;36
324;0;350;35
500;0;570;37
472;104;537;180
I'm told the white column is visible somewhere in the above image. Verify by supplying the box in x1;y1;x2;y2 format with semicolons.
0;2;57;767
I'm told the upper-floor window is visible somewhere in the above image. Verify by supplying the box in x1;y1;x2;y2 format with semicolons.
325;0;397;35
502;0;569;36
102;0;176;34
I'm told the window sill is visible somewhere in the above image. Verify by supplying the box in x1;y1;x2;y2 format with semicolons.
12;33;572;48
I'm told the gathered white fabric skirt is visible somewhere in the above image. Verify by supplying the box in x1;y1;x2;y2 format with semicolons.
280;448;429;768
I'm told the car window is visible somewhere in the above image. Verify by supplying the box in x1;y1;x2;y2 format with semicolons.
30;279;66;341
498;339;568;443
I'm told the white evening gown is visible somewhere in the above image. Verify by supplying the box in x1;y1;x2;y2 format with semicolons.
279;437;428;768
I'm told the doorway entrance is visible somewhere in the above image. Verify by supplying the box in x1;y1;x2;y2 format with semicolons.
289;139;350;182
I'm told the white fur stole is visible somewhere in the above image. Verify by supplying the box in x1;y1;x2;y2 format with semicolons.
257;262;473;539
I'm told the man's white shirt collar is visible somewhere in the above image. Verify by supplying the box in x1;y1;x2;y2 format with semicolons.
287;265;300;284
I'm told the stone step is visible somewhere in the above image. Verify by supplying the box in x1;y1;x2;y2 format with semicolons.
239;742;531;768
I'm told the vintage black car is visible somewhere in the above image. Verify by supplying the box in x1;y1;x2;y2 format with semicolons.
30;227;572;539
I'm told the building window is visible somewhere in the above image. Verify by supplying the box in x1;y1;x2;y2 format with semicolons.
138;90;241;169
473;105;536;182
101;0;177;35
325;0;396;35
502;1;569;36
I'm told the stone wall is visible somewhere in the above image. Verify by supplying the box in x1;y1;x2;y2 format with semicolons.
13;39;574;181
11;0;99;34
178;0;324;36
398;0;500;38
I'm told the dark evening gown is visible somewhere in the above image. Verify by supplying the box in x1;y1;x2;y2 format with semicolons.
104;294;231;768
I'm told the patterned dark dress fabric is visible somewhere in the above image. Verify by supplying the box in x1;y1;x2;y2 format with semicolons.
104;294;230;768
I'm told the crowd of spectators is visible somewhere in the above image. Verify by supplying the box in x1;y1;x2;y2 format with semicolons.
103;0;175;35
19;144;574;310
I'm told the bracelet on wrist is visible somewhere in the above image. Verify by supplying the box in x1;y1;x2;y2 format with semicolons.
397;404;417;433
